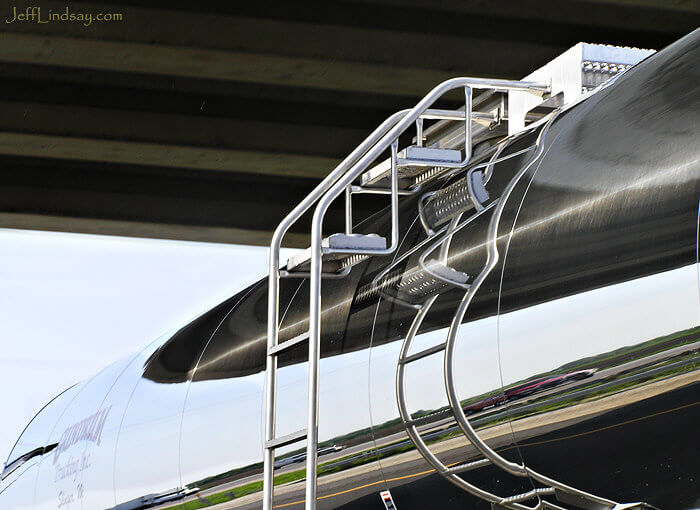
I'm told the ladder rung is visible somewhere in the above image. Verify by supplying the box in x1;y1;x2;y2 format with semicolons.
286;234;387;273
405;408;453;428
350;185;415;196
268;332;309;356
500;488;556;505
361;146;462;186
445;458;491;474
399;342;446;364
265;429;307;450
424;260;469;286
419;169;488;231
420;109;495;123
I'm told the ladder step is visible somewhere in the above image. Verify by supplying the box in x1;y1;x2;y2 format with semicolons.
400;342;446;364
356;260;469;308
265;429;307;450
420;109;495;125
268;332;309;356
424;260;470;286
388;264;468;305
421;171;489;230
405;408;453;428
323;233;387;252
499;488;556;505
361;146;462;187
445;458;491;474
287;234;387;273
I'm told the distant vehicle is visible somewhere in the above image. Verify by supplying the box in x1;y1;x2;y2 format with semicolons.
275;445;344;468
463;394;507;415
318;445;345;456
504;368;598;401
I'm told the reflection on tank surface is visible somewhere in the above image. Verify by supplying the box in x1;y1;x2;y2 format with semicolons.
2;29;699;510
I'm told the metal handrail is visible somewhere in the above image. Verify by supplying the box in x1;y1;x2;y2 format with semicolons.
394;215;540;510
443;109;560;478
388;118;551;509
264;76;549;510
304;77;547;509
394;87;635;510
441;108;619;509
261;66;644;510
263;109;408;510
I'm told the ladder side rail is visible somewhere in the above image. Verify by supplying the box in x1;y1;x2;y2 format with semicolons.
393;219;536;510
263;109;409;510
306;139;397;510
441;107;618;509
396;298;510;508
268;107;408;270
443;109;561;479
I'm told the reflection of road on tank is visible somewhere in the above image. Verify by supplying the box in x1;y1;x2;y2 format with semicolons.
494;341;700;417
369;338;691;508
170;355;698;510
440;338;700;427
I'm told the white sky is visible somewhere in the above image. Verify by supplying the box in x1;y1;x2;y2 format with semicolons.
0;228;296;464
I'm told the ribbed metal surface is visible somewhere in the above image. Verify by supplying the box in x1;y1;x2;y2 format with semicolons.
422;178;474;228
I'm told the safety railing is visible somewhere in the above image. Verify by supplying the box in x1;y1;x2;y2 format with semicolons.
264;76;550;510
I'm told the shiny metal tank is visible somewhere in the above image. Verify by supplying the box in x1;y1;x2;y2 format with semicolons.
1;29;698;510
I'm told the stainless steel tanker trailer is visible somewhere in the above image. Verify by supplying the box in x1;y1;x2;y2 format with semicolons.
1;28;698;510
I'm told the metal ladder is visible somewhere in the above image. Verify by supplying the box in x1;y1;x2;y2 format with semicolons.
263;77;550;510
392;108;652;509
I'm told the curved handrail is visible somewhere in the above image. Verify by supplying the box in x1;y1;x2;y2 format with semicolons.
394;215;538;510
309;77;549;251
263;109;409;510
443;108;560;477
441;108;618;508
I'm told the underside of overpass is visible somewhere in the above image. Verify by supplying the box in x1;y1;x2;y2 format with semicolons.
1;0;698;247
